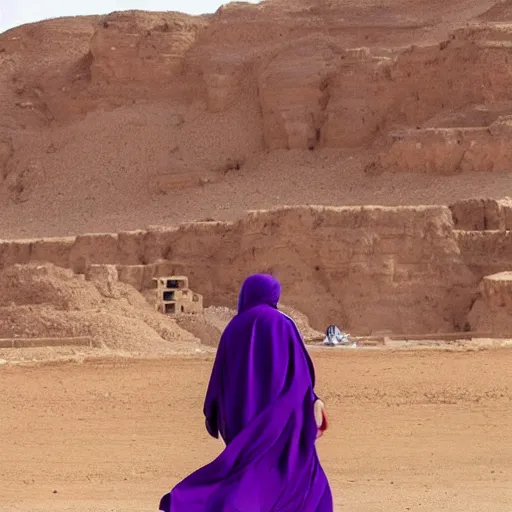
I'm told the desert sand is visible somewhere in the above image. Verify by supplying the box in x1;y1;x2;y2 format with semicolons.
2;0;512;510
1;349;512;512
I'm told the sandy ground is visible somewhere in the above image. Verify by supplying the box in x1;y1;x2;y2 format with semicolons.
4;149;512;239
1;348;512;511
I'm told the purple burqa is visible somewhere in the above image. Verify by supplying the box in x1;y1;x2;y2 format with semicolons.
159;274;333;512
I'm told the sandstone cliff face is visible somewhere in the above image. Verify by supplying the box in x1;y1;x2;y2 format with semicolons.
3;4;512;237
4;4;512;152
0;206;478;335
258;41;395;149
373;122;512;174
89;11;206;86
450;198;512;282
370;25;512;172
258;38;334;150
450;197;512;230
447;196;512;337
468;272;512;335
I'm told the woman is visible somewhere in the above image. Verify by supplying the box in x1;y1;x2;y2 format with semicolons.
159;273;333;511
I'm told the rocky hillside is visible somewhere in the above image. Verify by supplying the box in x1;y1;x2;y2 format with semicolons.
2;0;512;238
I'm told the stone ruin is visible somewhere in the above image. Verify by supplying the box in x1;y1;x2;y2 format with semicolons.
153;275;203;316
85;265;205;316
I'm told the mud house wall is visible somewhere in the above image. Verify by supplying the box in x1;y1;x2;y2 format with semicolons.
0;206;478;335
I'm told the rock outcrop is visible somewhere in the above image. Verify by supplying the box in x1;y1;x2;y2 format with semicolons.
0;205;478;335
89;11;206;87
450;198;512;283
4;5;512;236
258;38;335;150
468;272;512;335
372;119;512;174
5;198;512;334
450;197;512;230
4;6;512;152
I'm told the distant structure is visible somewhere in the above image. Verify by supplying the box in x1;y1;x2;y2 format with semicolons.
323;325;358;347
153;276;203;315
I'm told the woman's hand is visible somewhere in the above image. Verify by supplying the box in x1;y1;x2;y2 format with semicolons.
314;399;328;438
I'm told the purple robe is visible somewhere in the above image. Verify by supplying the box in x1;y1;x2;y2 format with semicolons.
159;274;333;511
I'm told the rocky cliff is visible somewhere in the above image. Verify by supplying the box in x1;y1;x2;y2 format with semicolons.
2;1;512;237
0;205;479;334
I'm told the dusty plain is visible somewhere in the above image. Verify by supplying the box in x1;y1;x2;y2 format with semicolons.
1;348;512;512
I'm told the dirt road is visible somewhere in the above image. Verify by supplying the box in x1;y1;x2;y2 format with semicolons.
1;348;512;511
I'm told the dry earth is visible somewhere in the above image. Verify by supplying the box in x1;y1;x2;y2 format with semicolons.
1;349;512;512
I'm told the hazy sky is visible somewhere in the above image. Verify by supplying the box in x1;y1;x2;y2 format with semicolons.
0;0;261;33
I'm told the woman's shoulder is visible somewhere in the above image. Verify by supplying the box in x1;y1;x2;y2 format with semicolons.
277;310;304;339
